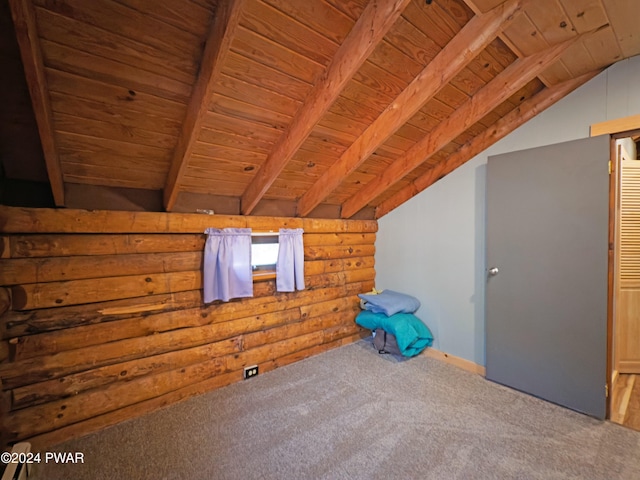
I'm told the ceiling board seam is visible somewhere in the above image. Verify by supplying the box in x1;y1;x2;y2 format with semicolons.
226;48;314;88
247;0;343;50
34;6;200;82
194;137;274;154
52;112;177;146
203;112;283;135
40;38;193;103
36;0;202;59
45;68;189;111
231;24;327;71
258;0;346;47
221;57;309;102
110;0;213;36
39;36;194;95
217;72;303;109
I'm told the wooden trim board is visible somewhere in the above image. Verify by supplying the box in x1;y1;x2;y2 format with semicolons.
422;347;486;376
619;361;640;373
591;114;640;137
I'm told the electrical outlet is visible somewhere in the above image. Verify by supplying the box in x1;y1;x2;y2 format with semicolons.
243;365;259;379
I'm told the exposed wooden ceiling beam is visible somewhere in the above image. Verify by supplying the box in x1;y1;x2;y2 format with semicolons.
340;32;591;219
375;69;602;218
163;0;246;212
296;0;524;217
9;0;65;206
240;0;411;216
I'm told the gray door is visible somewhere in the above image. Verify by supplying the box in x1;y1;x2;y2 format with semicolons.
486;135;610;419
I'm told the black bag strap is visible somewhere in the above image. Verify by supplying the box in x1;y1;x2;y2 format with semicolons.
378;330;389;355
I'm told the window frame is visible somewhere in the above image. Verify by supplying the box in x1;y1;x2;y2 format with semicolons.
251;232;279;281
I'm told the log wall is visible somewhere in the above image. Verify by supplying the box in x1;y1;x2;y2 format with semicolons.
0;206;376;448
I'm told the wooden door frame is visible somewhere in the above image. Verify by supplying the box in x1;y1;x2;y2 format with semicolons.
592;116;640;419
607;134;617;420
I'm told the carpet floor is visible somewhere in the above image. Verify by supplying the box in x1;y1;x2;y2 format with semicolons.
32;339;640;480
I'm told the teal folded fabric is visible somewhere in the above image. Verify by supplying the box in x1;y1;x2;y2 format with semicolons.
356;310;433;357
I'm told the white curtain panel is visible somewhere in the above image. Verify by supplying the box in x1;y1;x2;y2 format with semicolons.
276;228;305;292
203;228;253;302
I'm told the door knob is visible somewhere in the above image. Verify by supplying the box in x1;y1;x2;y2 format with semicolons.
488;267;499;276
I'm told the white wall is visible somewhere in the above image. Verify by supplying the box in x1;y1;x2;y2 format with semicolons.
376;55;640;366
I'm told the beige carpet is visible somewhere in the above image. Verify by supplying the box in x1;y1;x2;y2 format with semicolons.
32;339;640;479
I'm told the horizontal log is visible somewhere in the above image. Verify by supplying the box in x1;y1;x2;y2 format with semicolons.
226;331;325;374
14;283;362;359
226;328;365;383
4;233;374;260
278;266;371;291
2;286;368;390
0;251;202;285
304;244;375;260
14;307;210;361
26;332;364;448
303;233;376;246
0;288;9;317
271;339;334;370
0;206;377;234
344;267;376;284
0;341;8;363
0;237;8;258
28;368;243;449
0;203;378;446
12;338;243;410
6;356;229;441
2;279;367;339
7;328;330;441
0;253;373;288
269;331;365;374
343;257;375;270
11;271;202;310
323;323;364;344
1;290;203;339
362;280;375;291
243;308;358;350
300;296;360;320
6;265;365;317
305;272;346;289
7;296;361;386
255;331;366;380
27;369;241;449
304;256;374;276
304;258;346;277
7;234;203;259
8;302;356;409
1;307;302;389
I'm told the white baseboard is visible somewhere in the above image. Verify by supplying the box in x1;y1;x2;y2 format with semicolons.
422;347;486;376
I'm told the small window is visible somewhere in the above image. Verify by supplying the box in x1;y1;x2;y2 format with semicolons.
251;233;279;274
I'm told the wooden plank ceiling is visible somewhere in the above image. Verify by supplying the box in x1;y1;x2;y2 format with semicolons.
4;0;639;219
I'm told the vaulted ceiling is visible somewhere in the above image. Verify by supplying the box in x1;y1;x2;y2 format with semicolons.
3;0;639;219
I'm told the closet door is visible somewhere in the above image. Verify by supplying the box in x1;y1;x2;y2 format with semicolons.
617;156;640;373
486;135;610;419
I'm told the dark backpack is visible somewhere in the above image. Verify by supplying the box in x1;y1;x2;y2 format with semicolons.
373;329;401;356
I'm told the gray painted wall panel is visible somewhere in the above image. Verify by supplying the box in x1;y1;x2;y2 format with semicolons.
376;56;640;366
